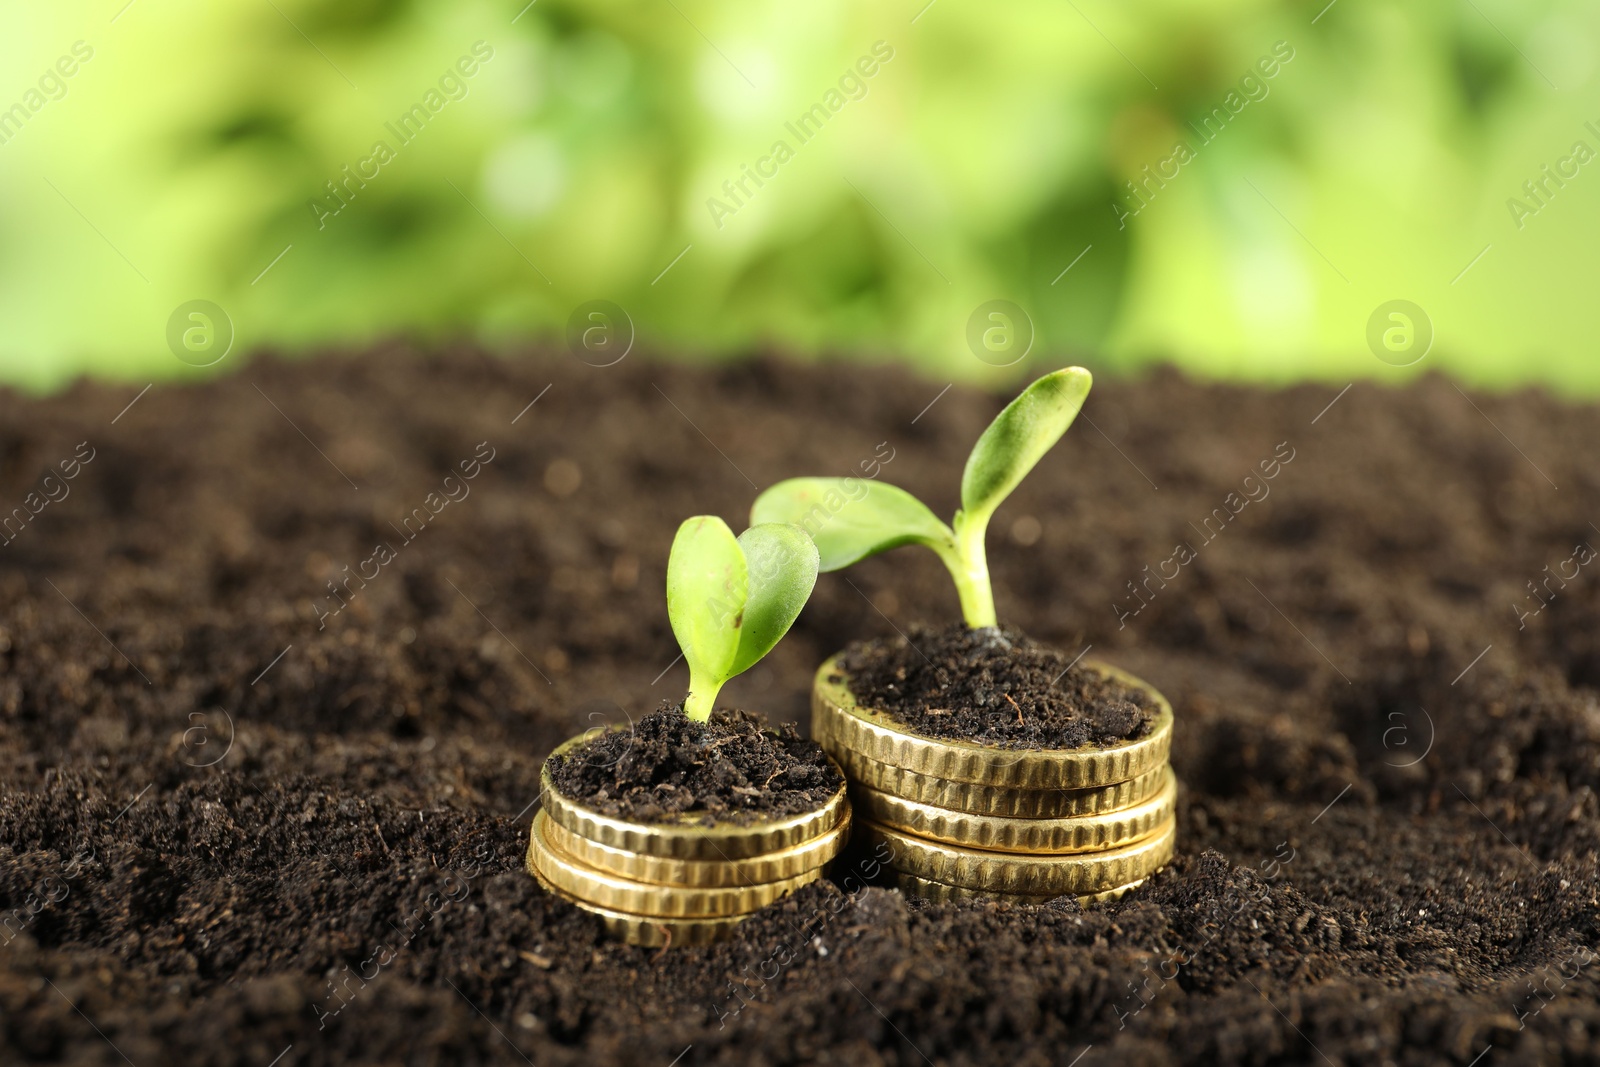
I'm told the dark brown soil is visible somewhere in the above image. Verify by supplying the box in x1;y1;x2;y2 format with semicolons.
2;345;1598;1066
836;623;1154;748
545;704;840;824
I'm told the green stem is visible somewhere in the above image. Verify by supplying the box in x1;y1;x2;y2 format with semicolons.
938;512;997;628
684;669;721;722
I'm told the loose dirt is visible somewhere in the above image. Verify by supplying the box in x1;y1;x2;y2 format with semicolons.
1;347;1596;1065
837;623;1155;749
545;704;840;825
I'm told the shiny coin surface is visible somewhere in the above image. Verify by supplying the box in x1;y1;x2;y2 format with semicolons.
541;733;848;860
813;657;1173;790
852;768;1175;854
859;815;1175;896
531;870;746;947
896;871;1147;907
832;747;1168;818
527;811;824;917
544;806;851;887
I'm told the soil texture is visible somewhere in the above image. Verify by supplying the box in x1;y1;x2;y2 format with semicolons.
545;704;840;824
836;622;1154;748
1;345;1598;1066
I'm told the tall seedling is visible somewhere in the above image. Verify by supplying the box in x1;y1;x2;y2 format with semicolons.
751;368;1092;628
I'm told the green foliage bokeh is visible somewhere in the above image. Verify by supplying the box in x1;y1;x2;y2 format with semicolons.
1;0;1596;392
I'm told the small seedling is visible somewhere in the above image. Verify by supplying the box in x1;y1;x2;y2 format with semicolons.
750;367;1092;628
667;516;820;722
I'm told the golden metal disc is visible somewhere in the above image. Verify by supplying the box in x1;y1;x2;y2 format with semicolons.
896;871;1148;907
543;806;851;887
531;870;746;947
540;733;848;860
852;768;1175;854
830;747;1168;818
812;657;1173;790
858;815;1176;896
526;810;825;917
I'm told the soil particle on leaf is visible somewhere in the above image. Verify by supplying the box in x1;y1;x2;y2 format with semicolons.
837;623;1154;748
545;703;841;824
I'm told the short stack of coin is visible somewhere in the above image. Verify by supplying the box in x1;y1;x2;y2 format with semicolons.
812;658;1175;905
527;742;851;947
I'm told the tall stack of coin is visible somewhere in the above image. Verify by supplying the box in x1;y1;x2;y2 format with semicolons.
812;659;1175;905
527;738;852;947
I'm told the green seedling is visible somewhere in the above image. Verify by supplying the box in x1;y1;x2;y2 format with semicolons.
667;516;820;722
750;367;1092;629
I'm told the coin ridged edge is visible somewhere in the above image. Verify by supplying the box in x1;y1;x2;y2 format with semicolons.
541;733;848;860
812;656;1173;789
545;807;852;887
860;816;1176;895
831;745;1169;817
528;811;827;917
531;870;746;947
896;871;1148;907
853;769;1175;854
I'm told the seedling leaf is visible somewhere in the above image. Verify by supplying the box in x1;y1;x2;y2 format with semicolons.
728;523;820;676
750;478;954;571
750;368;1093;629
666;517;821;722
960;367;1092;522
666;516;746;719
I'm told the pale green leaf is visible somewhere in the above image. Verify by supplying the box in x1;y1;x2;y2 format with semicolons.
959;367;1092;520
666;516;746;684
728;523;819;677
751;478;954;571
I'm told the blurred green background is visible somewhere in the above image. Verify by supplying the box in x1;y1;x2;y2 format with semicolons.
2;0;1597;393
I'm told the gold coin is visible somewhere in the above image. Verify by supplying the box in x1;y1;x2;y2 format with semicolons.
832;746;1168;818
531;870;746;947
812;656;1173;790
544;806;851;887
527;810;825;917
896;871;1147;907
858;815;1175;896
852;768;1175;854
541;733;848;860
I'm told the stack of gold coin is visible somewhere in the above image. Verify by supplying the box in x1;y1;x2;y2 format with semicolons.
812;658;1175;905
526;739;851;947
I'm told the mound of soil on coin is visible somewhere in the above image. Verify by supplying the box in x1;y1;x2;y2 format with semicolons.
2;345;1598;1066
545;704;840;824
836;623;1155;748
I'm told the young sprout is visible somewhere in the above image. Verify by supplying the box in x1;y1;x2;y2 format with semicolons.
750;367;1092;629
667;516;820;722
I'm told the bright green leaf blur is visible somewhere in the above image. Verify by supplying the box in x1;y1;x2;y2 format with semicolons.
3;0;1597;392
